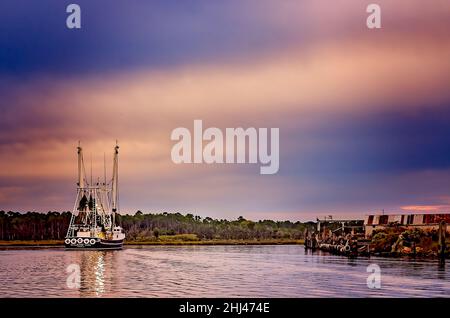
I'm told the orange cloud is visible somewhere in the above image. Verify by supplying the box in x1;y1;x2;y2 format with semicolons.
401;205;450;212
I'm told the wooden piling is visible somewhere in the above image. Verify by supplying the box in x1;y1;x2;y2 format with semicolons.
438;221;447;259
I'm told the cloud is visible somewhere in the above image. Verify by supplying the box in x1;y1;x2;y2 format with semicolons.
1;0;449;75
2;35;450;140
1;1;450;218
0;186;25;205
401;205;450;212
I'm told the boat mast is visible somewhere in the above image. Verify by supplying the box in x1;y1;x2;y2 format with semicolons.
112;141;119;226
77;141;85;188
67;142;86;238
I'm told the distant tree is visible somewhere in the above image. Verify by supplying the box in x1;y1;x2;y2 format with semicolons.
0;210;309;241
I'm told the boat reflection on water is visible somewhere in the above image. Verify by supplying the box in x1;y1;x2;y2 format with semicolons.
77;251;119;297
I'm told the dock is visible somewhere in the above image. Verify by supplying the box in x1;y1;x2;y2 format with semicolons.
304;214;449;258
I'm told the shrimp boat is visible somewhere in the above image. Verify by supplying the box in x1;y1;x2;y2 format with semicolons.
65;142;125;249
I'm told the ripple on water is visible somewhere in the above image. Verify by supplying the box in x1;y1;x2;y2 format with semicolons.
0;246;448;297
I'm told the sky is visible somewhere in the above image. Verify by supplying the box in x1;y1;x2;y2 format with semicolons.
1;0;450;221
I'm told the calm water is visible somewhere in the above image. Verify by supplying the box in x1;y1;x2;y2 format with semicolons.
0;245;448;297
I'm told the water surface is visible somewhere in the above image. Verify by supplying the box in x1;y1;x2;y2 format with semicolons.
0;245;448;297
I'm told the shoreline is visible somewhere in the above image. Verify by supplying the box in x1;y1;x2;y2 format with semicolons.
0;240;447;259
0;239;305;247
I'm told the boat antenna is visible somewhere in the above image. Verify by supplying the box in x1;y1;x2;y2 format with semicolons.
104;152;106;185
90;154;93;186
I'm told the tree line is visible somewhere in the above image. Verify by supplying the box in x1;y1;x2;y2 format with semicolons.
0;211;71;240
0;210;311;241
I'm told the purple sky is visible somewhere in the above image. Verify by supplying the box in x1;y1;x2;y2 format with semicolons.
1;1;450;221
